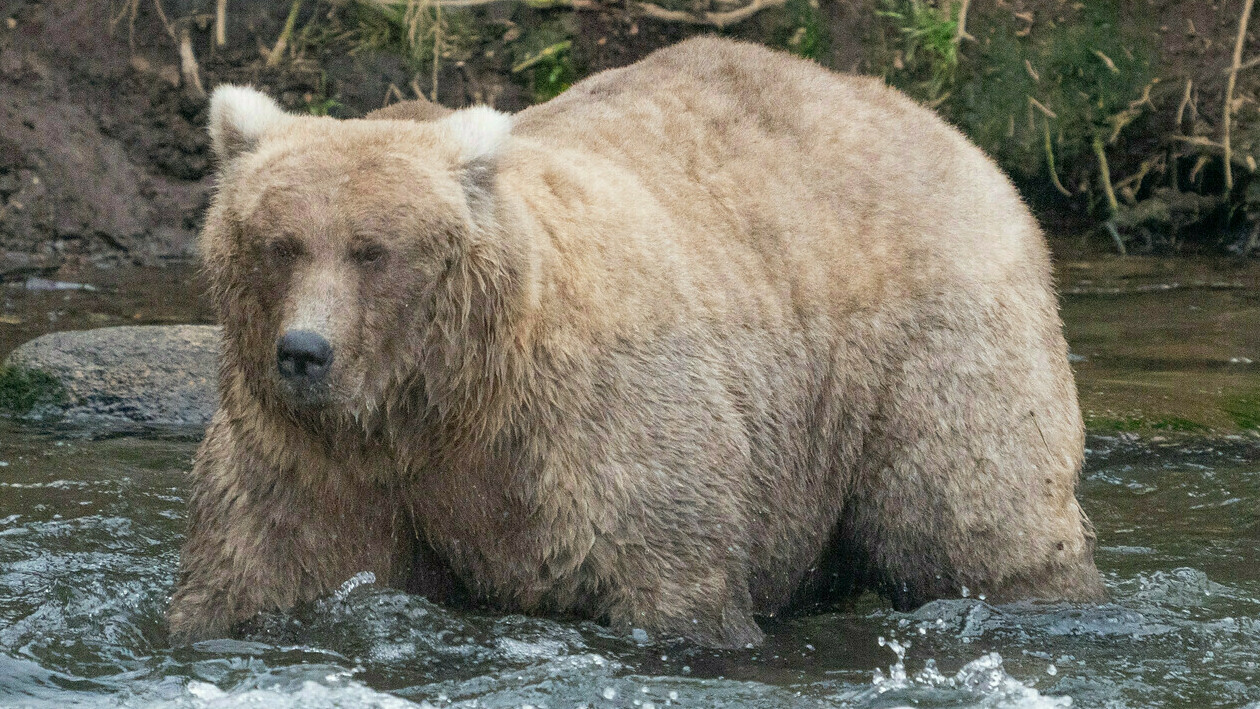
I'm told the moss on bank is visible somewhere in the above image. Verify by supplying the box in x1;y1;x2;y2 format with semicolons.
0;367;66;418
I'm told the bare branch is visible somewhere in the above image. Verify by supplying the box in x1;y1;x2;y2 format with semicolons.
512;40;572;73
178;24;206;98
215;0;227;47
366;0;593;7
955;0;974;43
1093;136;1119;216
1042;117;1071;197
1092;50;1119;74
633;0;787;28
266;0;303;67
1169;134;1256;170
151;0;177;42
1028;96;1057;119
1224;0;1255;191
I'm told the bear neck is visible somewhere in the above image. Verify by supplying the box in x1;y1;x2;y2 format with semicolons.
409;196;538;453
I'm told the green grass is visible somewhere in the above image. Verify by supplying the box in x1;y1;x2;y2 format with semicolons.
876;0;962;102
773;0;829;61
878;1;1156;200
1150;417;1213;433
1222;394;1260;430
509;16;578;104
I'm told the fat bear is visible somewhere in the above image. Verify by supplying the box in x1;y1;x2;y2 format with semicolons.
168;36;1105;648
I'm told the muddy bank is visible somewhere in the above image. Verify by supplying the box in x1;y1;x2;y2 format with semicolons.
5;0;1260;276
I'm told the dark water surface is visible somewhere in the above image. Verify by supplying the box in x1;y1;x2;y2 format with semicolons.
1;257;1259;707
0;423;1258;708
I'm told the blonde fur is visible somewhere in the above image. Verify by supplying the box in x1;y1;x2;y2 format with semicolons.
170;38;1104;648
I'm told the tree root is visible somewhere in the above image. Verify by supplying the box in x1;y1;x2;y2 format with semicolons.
1224;0;1255;191
632;0;788;29
1094;135;1120;215
1042;117;1072;197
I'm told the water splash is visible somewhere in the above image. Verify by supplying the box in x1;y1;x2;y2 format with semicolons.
860;634;1073;708
331;571;378;604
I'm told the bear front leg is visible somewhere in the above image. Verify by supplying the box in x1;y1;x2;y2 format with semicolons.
595;540;765;648
168;413;410;643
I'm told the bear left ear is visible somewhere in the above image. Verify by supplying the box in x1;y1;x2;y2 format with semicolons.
437;106;512;214
437;106;513;166
208;85;295;162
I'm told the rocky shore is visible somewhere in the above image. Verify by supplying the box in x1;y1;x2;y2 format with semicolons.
2;325;218;425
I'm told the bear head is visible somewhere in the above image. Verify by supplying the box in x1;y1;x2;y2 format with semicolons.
201;86;519;424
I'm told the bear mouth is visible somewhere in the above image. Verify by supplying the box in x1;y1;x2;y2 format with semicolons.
276;377;335;409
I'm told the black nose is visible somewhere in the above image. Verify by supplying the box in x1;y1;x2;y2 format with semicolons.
276;330;333;383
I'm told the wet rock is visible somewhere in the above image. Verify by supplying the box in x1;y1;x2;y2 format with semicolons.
2;325;219;425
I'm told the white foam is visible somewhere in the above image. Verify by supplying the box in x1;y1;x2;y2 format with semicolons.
180;679;428;708
865;635;1074;708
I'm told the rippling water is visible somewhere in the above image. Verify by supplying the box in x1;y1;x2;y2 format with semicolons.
0;421;1256;708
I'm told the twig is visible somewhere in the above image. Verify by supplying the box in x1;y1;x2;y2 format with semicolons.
179;24;206;98
109;0;141;51
1093;49;1119;74
1169;134;1256;169
1024;59;1039;82
1094;135;1119;215
368;0;593;7
1104;221;1127;256
432;0;441;101
925;91;952;109
384;83;406;108
1128;80;1155;111
633;0;787;29
955;0;974;43
1115;154;1164;194
1175;78;1193;131
512;40;572;73
1189;154;1210;183
151;0;177;42
1224;0;1255;191
1028;96;1057;119
1169;134;1225;150
215;0;227;47
1233;53;1260;73
1042;118;1071;197
266;0;303;67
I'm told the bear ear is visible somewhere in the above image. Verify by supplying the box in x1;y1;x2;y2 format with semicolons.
437;105;513;166
437;106;512;215
208;85;294;162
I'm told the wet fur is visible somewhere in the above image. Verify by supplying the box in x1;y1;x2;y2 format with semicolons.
168;37;1105;648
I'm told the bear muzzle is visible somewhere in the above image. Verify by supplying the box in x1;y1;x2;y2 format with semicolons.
276;330;334;393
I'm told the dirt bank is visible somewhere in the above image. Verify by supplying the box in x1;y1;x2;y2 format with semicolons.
3;0;1260;278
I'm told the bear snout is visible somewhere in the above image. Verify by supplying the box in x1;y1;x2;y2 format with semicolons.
276;330;334;386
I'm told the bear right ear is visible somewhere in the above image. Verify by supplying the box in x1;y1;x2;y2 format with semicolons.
208;85;294;162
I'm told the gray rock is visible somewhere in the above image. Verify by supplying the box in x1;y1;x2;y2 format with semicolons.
3;325;220;425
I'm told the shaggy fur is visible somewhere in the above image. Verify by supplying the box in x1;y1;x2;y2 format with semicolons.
168;37;1105;648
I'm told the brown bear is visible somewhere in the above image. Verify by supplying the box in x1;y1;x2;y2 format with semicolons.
167;36;1105;648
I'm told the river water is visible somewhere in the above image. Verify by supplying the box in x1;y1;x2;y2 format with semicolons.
0;257;1258;708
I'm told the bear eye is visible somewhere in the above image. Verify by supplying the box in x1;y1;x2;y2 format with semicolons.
266;237;303;263
350;242;388;266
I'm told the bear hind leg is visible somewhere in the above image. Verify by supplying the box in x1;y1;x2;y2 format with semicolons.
842;302;1105;609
